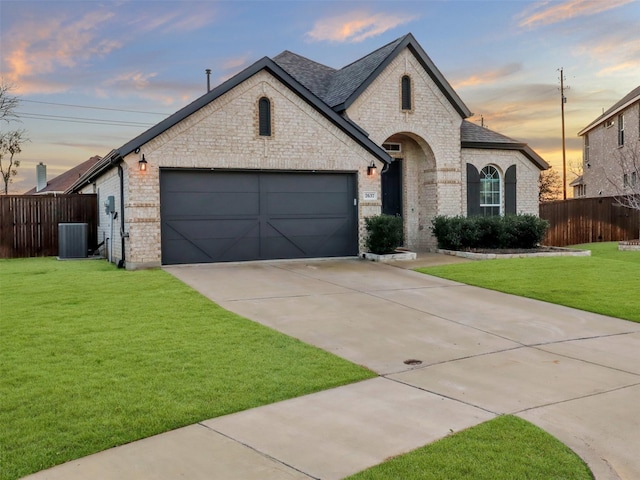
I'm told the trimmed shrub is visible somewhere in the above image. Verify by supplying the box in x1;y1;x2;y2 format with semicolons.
502;214;550;248
431;214;549;250
365;215;404;254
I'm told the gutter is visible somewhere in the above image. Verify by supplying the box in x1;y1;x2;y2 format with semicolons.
117;163;126;269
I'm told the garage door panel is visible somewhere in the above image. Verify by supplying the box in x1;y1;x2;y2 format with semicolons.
163;192;260;217
160;170;357;264
162;238;260;264
266;193;350;215
162;171;260;193
265;174;349;193
163;219;259;240
266;217;349;238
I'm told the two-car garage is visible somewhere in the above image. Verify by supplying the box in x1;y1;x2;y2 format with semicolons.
160;169;358;265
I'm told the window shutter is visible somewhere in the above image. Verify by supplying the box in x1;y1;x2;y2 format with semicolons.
259;97;271;136
401;76;411;111
505;165;517;215
466;163;481;216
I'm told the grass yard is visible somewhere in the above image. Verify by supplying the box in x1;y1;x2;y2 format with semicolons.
346;415;593;480
418;242;640;323
0;258;375;480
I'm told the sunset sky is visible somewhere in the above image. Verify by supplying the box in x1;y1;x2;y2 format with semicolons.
1;0;639;194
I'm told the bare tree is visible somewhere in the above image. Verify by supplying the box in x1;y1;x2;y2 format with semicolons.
0;82;28;194
609;143;640;212
568;157;583;183
0;83;20;123
539;167;563;202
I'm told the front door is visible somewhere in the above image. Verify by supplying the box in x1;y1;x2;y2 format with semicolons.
382;159;402;216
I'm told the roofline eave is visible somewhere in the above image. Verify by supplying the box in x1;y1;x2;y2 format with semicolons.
462;141;549;170
577;92;640;136
71;57;392;193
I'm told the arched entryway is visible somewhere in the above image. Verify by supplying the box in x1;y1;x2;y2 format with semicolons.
382;133;437;250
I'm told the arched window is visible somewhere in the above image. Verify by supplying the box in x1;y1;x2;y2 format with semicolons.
258;97;271;136
401;75;412;111
480;166;501;216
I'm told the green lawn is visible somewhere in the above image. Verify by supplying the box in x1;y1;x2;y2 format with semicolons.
0;258;375;480
346;415;593;480
418;242;640;323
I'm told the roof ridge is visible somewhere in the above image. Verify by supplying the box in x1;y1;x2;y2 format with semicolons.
335;34;407;71
273;50;336;72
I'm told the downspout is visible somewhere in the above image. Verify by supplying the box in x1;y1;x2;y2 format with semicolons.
117;164;126;269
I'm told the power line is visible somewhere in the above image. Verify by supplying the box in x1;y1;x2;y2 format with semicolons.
17;112;155;127
17;111;154;125
20;98;170;116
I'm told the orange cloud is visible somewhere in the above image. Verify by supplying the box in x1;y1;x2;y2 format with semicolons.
452;63;522;89
573;31;640;76
100;72;178;105
2;10;120;94
598;61;639;76
222;54;252;72
518;0;633;28
307;11;417;43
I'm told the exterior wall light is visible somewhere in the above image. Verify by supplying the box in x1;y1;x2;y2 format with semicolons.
367;162;377;176
139;154;148;172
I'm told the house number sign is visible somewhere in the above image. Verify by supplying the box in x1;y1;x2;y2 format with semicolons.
362;191;377;201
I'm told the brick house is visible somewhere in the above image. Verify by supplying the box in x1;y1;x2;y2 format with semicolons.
575;85;640;198
70;33;548;269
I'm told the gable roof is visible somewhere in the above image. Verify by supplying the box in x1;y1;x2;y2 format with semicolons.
271;50;336;99
460;120;549;170
70;57;392;192
578;85;640;136
569;175;584;187
274;33;472;117
23;156;101;195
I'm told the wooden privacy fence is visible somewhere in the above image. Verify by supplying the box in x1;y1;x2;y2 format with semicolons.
540;196;640;247
0;195;98;258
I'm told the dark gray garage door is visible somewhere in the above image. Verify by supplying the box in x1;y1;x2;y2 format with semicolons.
160;170;358;264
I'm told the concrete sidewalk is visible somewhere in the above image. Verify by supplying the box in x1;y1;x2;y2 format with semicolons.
25;256;640;480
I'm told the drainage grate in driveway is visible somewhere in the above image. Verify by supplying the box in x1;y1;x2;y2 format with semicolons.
403;359;423;366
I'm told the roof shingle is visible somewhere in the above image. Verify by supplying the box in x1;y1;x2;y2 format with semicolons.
23;156;102;195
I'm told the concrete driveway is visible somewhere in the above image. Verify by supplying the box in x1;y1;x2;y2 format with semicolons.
166;257;640;479
26;256;640;480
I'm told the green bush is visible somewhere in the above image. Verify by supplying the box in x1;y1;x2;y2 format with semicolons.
504;214;550;248
431;214;549;250
365;215;404;254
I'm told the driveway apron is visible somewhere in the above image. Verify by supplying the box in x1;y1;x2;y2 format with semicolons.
25;258;640;480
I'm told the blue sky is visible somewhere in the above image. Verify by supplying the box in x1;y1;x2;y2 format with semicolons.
1;0;639;193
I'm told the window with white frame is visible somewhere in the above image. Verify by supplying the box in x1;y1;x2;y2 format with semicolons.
584;134;589;164
618;113;624;146
480;166;501;216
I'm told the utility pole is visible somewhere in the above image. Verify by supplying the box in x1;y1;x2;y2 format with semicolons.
559;68;568;199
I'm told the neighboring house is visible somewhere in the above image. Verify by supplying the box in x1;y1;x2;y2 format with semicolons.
69;33;548;269
570;175;586;198
577;85;640;197
23;156;102;195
